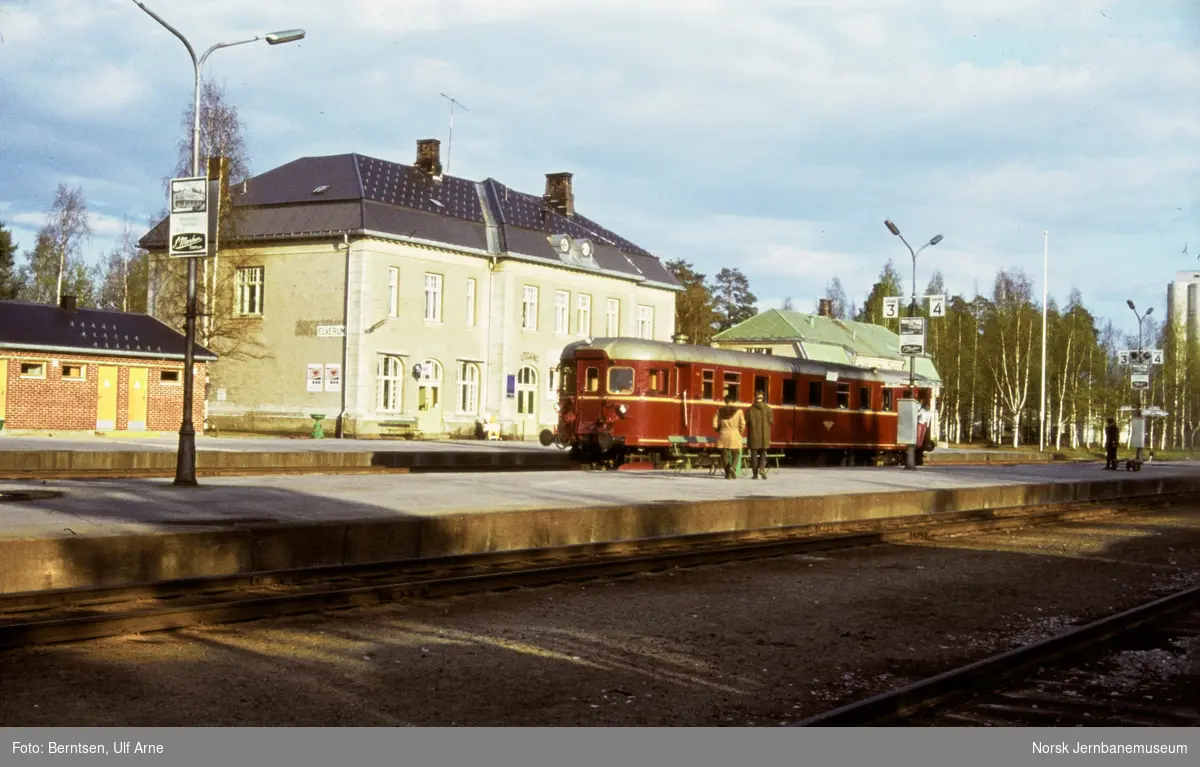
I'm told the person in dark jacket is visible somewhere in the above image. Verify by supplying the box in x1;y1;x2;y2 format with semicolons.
1104;418;1119;470
745;390;774;479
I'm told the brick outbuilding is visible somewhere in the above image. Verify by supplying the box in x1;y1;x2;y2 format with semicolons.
0;296;215;434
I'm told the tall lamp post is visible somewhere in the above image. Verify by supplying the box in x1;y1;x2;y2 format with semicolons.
1126;299;1153;463
129;1;304;486
884;220;943;470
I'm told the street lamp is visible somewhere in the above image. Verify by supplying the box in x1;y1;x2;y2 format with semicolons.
130;1;305;486
884;220;943;470
1126;299;1153;463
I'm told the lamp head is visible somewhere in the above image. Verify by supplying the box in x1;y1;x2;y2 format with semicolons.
265;29;306;45
1145;307;1153;317
884;220;900;236
1126;299;1135;311
929;234;944;246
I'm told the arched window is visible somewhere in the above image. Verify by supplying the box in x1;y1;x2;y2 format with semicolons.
376;355;403;412
418;359;442;411
457;362;480;414
516;366;537;415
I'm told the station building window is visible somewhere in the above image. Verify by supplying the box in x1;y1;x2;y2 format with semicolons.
376;355;404;412
20;361;46;378
62;364;85;380
160;370;181;384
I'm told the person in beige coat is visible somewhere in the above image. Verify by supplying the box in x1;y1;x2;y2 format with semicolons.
712;394;746;480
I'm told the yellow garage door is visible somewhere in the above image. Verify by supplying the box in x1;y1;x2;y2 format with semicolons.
97;365;118;430
127;367;148;431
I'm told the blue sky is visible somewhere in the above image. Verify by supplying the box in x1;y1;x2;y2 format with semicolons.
1;0;1197;338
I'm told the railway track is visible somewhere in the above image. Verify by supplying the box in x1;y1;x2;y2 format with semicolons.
797;586;1200;727
0;491;1189;652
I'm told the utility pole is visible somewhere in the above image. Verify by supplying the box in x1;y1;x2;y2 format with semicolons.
1039;231;1048;453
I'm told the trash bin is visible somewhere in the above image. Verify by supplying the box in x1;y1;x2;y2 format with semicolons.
310;413;326;439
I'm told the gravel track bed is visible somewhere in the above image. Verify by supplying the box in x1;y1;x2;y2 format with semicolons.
2;508;1198;726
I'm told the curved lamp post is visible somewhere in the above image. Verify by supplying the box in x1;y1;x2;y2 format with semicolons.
129;1;304;486
884;220;943;471
1126;299;1153;463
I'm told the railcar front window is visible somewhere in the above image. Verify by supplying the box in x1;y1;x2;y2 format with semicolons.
585;367;600;393
608;367;635;395
560;365;577;394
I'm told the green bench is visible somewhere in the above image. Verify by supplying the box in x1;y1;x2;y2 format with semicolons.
379;417;421;440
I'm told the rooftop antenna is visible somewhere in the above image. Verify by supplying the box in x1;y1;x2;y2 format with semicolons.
439;93;468;175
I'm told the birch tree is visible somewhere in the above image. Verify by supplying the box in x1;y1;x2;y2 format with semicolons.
983;268;1037;446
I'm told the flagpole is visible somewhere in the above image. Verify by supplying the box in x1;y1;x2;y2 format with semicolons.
1039;230;1048;453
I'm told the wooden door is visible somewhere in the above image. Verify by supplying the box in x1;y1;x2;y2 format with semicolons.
96;366;118;430
0;360;7;426
127;367;148;431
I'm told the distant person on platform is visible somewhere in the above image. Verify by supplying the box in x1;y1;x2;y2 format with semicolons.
1104;417;1119;470
746;390;774;480
713;394;746;480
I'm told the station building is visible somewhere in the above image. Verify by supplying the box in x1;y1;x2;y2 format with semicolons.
140;139;682;439
0;296;214;434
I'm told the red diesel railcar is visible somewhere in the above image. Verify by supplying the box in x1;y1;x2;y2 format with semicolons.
542;338;937;466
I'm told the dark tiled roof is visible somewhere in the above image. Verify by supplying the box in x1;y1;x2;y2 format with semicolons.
0;300;217;361
139;152;680;289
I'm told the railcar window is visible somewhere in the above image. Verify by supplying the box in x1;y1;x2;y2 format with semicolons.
782;379;797;405
560;365;576;394
647;368;669;395
836;382;850;409
883;389;894;411
808;381;822;407
754;375;769;400
859;386;871;410
608;367;635;395
585;367;600;393
702;370;715;400
723;372;741;401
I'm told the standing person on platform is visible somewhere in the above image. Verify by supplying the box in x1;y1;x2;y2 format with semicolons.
712;394;745;480
1104;417;1120;470
745;390;774;479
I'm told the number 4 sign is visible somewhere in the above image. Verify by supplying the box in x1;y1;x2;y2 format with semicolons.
882;297;900;319
927;294;946;317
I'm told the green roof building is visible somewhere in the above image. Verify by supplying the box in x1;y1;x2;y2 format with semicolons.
711;307;942;384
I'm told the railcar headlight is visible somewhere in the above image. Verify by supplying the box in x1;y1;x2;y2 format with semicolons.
617;404;628;416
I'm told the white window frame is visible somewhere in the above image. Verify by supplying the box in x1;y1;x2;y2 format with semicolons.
457;362;480;415
466;278;476;327
522;285;539;332
554;290;570;335
388;267;400;317
576;294;592;337
606;298;620;336
424;273;443;322
376;355;404;413
516;365;538;415
636;304;654;340
235;266;264;317
19;361;47;379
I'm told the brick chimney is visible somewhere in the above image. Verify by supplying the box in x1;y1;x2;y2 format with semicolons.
60;294;77;312
543;172;574;216
415;139;443;178
818;298;833;318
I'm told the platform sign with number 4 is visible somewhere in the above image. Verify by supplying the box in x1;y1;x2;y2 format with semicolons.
1150;349;1164;365
927;294;946;317
883;297;901;319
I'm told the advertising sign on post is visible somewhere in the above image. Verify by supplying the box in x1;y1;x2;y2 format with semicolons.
168;177;209;257
898;317;926;356
306;364;324;392
324;363;342;393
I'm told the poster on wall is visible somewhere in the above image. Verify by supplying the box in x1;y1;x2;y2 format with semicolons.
306;364;324;392
324;363;342;392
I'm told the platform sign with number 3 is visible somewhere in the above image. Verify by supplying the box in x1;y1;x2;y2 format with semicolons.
883;297;900;319
928;294;946;317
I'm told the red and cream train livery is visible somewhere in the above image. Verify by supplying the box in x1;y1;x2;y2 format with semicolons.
544;338;937;466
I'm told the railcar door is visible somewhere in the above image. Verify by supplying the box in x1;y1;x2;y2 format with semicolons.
675;363;693;436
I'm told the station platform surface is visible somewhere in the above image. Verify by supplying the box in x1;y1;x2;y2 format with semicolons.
1;461;1195;595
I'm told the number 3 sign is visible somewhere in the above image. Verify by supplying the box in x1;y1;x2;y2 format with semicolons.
882;297;900;318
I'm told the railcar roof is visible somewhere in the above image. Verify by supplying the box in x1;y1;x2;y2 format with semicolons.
560;338;935;385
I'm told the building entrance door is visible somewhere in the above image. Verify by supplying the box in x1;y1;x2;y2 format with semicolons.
127;367;148;431
0;360;7;427
97;366;118;430
515;365;538;439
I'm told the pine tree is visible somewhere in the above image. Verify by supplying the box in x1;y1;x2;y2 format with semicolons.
709;267;758;332
665;259;715;345
0;220;18;299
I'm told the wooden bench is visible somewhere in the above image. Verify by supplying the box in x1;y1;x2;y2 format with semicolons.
379;417;421;440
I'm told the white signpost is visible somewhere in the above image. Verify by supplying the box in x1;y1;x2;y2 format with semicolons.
1117;350;1130;366
1149;349;1164;365
882;297;900;319
168;177;209;258
927;294;946;317
898;317;926;356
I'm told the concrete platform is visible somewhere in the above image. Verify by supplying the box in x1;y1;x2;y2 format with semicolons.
1;462;1196;595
